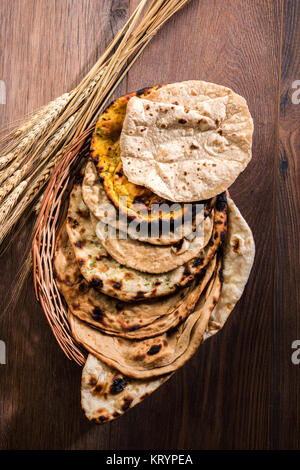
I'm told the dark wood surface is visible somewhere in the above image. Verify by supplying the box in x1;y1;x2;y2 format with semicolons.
0;0;299;450
274;0;300;450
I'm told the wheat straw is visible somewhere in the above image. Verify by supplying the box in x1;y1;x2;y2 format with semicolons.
0;92;73;145
0;92;74;168
0;2;190;242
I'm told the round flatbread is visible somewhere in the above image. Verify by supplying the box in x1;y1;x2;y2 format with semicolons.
66;182;227;301
92;212;213;274
90;88;191;223
121;81;253;202
54;226;216;339
70;198;254;379
81;354;171;423
82;160;212;246
203;197;255;338
69;258;221;379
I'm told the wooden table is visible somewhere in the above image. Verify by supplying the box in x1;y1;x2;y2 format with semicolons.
0;0;299;450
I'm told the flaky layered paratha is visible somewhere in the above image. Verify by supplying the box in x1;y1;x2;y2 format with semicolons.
69;259;221;379
121;81;253;202
66;182;227;301
81;354;171;423
54;226;216;339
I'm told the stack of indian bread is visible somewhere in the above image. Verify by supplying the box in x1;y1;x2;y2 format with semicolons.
53;81;255;423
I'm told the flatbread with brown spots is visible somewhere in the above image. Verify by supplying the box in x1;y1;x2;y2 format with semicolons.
82;162;214;274
203;197;255;338
66;182;227;301
54;226;216;339
90;87;190;224
69;258;222;379
81;354;171;423
80;198;254;421
82;160;204;246
121;81;253;202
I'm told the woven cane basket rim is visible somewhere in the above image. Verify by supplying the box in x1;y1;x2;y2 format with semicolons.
32;128;95;366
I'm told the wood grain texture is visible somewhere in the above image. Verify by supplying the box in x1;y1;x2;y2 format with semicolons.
273;0;300;450
0;0;299;450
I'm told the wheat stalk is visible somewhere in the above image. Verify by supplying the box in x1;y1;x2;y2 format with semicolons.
13;93;74;137
0;0;190;246
0;93;71;144
0;114;76;204
0;155;60;245
0;92;74;168
0;181;28;225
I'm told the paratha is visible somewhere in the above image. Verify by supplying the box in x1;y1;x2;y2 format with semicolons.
69;258;222;379
66;182;227;301
54;226;216;339
80;199;255;422
121;81;253;202
90;88;191;224
81;354;171;423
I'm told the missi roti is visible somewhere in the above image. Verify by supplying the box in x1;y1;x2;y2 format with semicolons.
90;88;192;224
66;182;227;302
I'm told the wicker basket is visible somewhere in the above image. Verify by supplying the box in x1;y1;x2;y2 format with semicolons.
32;128;94;365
